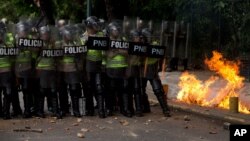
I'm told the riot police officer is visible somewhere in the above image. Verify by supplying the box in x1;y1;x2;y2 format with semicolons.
81;16;106;118
141;28;171;117
36;25;61;118
0;21;13;119
128;29;144;117
105;21;132;117
15;21;33;118
58;25;82;117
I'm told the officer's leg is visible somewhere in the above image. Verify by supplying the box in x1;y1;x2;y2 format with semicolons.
30;78;40;115
0;88;3;117
133;77;143;117
3;87;11;119
50;88;61;118
36;88;45;118
150;78;171;117
21;78;32;118
59;81;69;116
105;78;115;116
46;91;53;113
85;73;94;116
141;78;151;113
182;58;188;71
69;83;81;117
11;86;22;117
128;78;135;115
121;79;132;117
95;73;106;118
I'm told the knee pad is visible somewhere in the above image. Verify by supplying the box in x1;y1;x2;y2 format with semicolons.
151;79;164;95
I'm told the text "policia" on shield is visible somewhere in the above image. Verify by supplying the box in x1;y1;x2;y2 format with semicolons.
18;38;43;48
230;124;250;141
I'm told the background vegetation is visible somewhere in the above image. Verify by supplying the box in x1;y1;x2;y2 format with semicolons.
0;0;249;64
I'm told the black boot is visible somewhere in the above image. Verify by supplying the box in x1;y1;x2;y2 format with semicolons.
182;58;188;71
105;93;114;116
122;93;132;118
36;92;45;118
11;87;22;117
155;93;171;117
134;94;143;117
71;96;81;117
85;90;94;116
52;92;62;119
0;93;2;117
142;93;151;113
3;95;11;120
59;85;69;116
23;90;32;118
47;94;53;113
97;95;106;118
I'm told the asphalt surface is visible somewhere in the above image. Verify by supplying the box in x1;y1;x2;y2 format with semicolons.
1;70;249;141
0;106;229;141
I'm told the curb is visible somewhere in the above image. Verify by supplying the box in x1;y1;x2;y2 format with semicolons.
168;100;250;125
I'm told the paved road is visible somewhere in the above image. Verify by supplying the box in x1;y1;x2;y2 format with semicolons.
0;106;229;141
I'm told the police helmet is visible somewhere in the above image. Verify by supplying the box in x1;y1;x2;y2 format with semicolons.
84;16;99;30
16;21;29;33
130;29;141;41
141;28;151;43
0;21;6;41
107;22;121;38
61;25;75;41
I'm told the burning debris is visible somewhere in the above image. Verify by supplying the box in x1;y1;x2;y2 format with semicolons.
177;51;250;114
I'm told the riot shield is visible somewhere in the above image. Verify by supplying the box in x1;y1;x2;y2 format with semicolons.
106;20;129;79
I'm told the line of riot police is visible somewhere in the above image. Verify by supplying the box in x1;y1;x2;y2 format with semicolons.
0;16;172;120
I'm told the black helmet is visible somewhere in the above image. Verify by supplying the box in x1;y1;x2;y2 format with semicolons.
107;22;121;38
61;25;75;41
0;21;6;33
16;21;29;33
0;21;6;42
39;26;51;40
84;16;99;30
39;25;50;34
130;29;140;37
141;28;151;43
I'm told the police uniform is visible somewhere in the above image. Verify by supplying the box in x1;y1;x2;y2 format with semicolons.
141;28;171;117
14;21;34;118
58;25;82;117
81;16;106;118
0;22;13;119
105;22;132;117
36;26;61;118
127;29;143;117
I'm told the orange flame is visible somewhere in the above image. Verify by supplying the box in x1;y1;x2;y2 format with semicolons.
177;51;250;114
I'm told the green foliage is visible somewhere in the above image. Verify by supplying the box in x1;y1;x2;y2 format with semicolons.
1;0;249;59
0;0;39;22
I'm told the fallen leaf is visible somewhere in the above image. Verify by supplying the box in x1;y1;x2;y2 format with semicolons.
65;128;70;131
72;123;79;126
50;120;56;123
81;128;89;132
77;118;82;123
106;120;113;124
99;126;106;130
119;120;129;126
209;131;217;134
77;133;85;138
184;115;190;121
